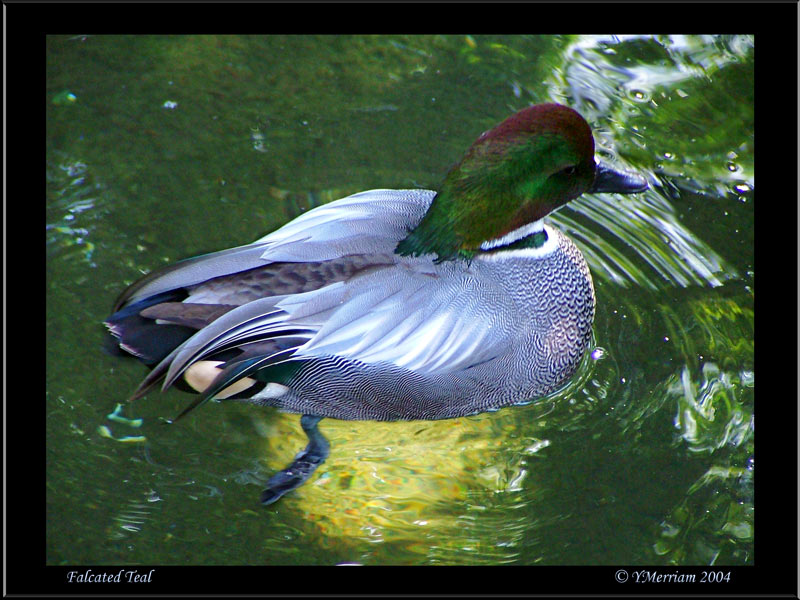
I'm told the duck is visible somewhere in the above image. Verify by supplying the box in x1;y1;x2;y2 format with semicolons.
104;103;648;505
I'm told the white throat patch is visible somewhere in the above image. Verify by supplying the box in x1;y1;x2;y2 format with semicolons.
477;223;560;261
479;219;545;251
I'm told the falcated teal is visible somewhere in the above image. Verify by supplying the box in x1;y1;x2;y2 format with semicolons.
105;103;648;504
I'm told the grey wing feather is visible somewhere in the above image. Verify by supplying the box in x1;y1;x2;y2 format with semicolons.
293;261;516;375
118;189;434;309
150;256;518;398
279;259;517;375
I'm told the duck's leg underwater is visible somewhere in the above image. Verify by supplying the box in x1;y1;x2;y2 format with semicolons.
261;414;329;505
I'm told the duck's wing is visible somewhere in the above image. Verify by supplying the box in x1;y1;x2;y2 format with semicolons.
288;260;513;375
147;257;517;414
115;189;435;310
249;189;434;262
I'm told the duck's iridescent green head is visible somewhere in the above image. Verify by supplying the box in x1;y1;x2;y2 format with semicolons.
396;103;647;261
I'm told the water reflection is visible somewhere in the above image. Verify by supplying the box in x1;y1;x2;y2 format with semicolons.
108;493;162;539
46;153;106;267
250;401;559;564
553;192;733;290
596;288;754;566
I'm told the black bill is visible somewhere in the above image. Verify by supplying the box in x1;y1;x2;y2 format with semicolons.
590;161;648;194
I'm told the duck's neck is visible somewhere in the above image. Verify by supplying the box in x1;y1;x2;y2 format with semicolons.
394;188;474;261
396;134;573;261
479;219;547;251
396;178;554;262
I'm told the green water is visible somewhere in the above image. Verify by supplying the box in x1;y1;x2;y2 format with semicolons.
45;35;754;568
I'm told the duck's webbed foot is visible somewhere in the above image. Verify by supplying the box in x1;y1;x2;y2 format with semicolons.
261;415;329;505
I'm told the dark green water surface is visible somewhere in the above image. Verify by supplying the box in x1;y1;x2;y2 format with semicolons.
45;35;754;567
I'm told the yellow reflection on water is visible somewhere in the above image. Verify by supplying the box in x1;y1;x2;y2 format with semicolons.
252;404;555;563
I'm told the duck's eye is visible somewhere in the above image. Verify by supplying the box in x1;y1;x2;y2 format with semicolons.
548;165;579;183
